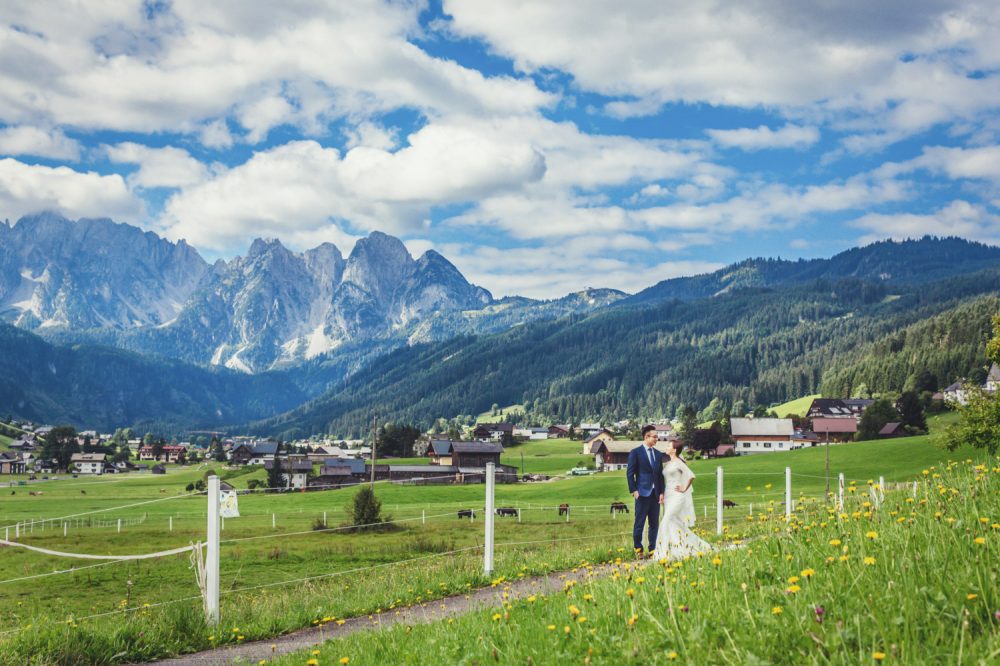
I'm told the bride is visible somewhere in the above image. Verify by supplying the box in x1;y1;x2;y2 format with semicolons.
652;441;711;560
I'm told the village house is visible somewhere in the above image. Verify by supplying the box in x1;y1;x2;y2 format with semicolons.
730;417;796;454
582;428;614;455
653;424;675;441
590;439;674;471
473;422;514;442
71;452;108;475
138;444;187;462
264;459;314;489
427;439;454;465
513;426;549;440
0;451;27;475
547;425;570;438
807;398;859;419
811;417;858;442
579;423;604;438
230;442;279;465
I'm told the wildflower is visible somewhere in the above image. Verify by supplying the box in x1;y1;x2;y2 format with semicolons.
786;585;801;594
873;652;886;661
787;575;800;584
712;557;722;566
547;625;556;631
680;605;689;613
627;614;638;626
492;613;502;621
626;588;635;597
564;625;571;634
527;595;537;603
772;606;783;615
306;660;318;666
829;539;842;546
814;606;825;623
577;616;587;623
974;537;986;545
312;651;320;656
340;659;350;665
863;556;876;566
668;651;679;660
800;568;815;579
866;531;878;540
967;594;978;600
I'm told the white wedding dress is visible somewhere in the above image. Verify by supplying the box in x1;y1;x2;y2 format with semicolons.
652;458;711;560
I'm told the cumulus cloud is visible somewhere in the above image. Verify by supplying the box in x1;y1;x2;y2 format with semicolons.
444;0;1000;144
0;2;555;140
880;144;1000;184
706;124;819;151
0;158;142;222
0;126;82;160
104;143;210;189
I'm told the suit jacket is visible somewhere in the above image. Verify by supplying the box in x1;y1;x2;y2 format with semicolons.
627;445;665;498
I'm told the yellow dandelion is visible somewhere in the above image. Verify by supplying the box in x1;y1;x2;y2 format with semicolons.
866;531;878;539
829;539;842;546
772;606;783;615
873;652;886;661
863;556;876;565
967;594;978;600
974;537;986;545
800;568;815;578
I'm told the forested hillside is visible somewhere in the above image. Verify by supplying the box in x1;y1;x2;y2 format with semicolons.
253;269;1000;439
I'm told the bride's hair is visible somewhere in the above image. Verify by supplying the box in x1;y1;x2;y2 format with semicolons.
671;442;686;456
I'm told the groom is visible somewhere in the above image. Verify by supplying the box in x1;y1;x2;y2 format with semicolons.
626;425;665;556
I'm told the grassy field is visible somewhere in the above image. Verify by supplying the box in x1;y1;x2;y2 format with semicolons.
475;404;526;424
771;394;821;418
273;457;999;665
0;414;990;663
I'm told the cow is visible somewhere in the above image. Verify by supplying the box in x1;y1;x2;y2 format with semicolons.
80;490;86;495
496;507;518;517
457;509;475;519
722;499;738;508
610;501;629;514
558;503;570;516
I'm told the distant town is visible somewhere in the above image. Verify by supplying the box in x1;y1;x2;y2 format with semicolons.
3;364;996;489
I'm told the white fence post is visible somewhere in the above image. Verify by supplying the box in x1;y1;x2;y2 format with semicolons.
169;516;173;532
63;522;67;537
912;481;917;498
206;475;220;625
484;462;495;576
878;476;885;504
716;466;723;535
785;467;792;520
565;506;570;523
324;511;328;527
4;526;7;541
15;523;19;539
422;509;425;525
838;473;845;512
272;513;276;529
117;518;121;534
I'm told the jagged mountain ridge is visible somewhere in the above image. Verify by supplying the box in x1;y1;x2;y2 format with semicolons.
0;213;626;373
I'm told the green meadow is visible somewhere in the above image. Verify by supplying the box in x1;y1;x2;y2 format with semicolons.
0;413;991;663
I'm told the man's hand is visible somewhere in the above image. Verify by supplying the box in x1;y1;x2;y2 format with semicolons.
632;490;639;500
658;493;664;504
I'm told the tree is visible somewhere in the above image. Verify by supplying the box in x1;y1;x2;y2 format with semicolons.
379;424;422;457
152;437;165;461
896;391;927;433
350;485;386;530
948;314;1000;454
857;399;899;440
691;426;721;453
43;426;79;471
678;406;698;450
210;436;226;462
267;443;285;489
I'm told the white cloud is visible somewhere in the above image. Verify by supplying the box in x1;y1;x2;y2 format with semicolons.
0;158;141;222
0;126;82;160
104;143;210;189
343;121;399;150
850;200;1000;245
444;0;1000;144
706;124;819;151
0;2;555;140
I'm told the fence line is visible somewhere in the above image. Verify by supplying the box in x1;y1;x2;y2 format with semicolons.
0;491;205;532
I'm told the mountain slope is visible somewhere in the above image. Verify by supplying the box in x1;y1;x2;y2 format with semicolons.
251;267;1000;438
0;323;306;432
622;236;1000;305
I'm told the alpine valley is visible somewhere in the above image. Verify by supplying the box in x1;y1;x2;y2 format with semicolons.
1;212;998;434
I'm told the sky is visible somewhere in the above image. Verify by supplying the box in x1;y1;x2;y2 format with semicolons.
1;1;999;299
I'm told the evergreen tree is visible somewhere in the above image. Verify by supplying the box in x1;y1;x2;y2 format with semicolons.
896;391;927;432
948;314;1000;454
350;485;385;530
43;426;79;471
679;406;698;450
267;442;285;489
857;399;899;440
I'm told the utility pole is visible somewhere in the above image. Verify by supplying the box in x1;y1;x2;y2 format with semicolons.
824;429;830;498
370;413;377;489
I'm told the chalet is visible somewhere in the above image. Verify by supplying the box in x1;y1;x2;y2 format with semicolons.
653;424;675;442
579;423;604;437
71;452;107;475
582;429;614;455
9;437;36;451
708;443;735;458
941;381;968;405
451;442;504;468
264;459;314;489
807;399;858;419
730;418;795;454
878;422;908;438
231;442;279;466
792;430;821;448
842;399;874;414
547;425;570;438
308;468;360;490
321;457;366;476
811;417;858;442
427;439;454;465
514;427;549;440
138;445;187;462
0;451;27;475
473;423;514;443
590;440;674;471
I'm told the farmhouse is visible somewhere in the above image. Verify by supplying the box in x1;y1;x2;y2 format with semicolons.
138;445;187;462
231;442;279;465
0;451;27;475
807;398;859;419
264;459;314;489
71;452;107;474
547;424;570;438
582;428;614;455
653;424;675;441
427;439;454;465
811;417;858;442
514;427;549;440
473;422;514;442
730;418;795;454
590;440;674;471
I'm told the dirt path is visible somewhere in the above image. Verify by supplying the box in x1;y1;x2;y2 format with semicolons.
149;564;606;665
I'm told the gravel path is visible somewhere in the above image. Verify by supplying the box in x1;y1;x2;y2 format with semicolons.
148;564;606;665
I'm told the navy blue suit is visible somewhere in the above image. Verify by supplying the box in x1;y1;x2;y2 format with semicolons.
626;445;665;553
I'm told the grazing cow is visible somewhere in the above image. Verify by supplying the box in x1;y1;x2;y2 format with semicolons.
80;490;86;495
558;503;570;516
610;501;629;514
457;509;475;519
722;499;737;508
159;488;167;493
28;491;38;496
495;507;518;518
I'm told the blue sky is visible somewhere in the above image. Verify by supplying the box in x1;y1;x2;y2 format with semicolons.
1;0;999;298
